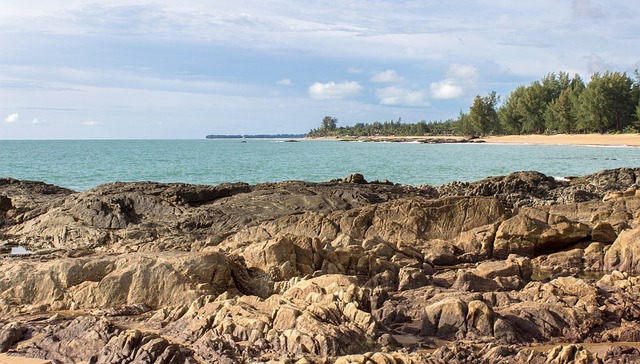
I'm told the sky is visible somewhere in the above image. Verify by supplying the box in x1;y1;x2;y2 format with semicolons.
1;0;639;139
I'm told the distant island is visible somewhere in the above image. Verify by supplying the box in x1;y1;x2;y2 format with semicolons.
206;134;305;139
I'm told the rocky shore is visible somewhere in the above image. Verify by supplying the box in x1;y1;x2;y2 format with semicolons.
1;168;640;363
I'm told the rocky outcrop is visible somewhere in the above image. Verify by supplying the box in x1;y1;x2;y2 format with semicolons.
1;168;640;363
0;252;232;313
0;178;73;228
436;167;640;207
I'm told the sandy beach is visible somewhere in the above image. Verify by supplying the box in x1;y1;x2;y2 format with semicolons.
308;134;640;146
0;354;52;364
479;133;640;147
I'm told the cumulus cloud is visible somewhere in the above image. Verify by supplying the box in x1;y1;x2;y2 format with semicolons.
370;69;404;83
430;79;464;99
276;78;293;86
375;86;429;106
308;81;362;100
4;113;19;123
430;63;478;99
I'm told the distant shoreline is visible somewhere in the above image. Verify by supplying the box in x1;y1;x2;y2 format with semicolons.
205;134;305;139
479;133;640;147
306;134;640;147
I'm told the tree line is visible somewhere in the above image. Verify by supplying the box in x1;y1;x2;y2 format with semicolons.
307;70;640;137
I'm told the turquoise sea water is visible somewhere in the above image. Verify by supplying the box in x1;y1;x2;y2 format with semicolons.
1;139;640;191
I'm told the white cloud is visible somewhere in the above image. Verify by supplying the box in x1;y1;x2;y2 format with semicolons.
4;113;19;123
276;78;293;86
375;86;429;106
308;81;362;100
370;69;404;83
83;120;101;126
430;63;479;99
586;54;617;74
448;64;478;79
430;79;464;99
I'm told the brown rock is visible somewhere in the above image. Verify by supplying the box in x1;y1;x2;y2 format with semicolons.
466;300;494;337
397;267;429;291
421;298;468;338
604;228;640;273
0;252;231;313
92;329;196;364
494;211;590;259
0;322;27;352
591;221;618;243
545;344;599;364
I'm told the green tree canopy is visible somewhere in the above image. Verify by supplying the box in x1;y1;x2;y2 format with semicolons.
466;92;499;136
576;71;636;132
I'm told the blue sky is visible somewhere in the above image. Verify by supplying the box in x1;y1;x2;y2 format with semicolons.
1;0;639;139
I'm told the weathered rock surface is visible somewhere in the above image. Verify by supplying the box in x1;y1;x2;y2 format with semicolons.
1;167;640;363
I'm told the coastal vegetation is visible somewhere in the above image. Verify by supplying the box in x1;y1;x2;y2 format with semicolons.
307;70;640;137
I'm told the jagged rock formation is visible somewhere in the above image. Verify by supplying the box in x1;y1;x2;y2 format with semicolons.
1;168;640;362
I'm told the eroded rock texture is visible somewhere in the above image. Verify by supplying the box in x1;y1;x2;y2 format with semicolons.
1;168;640;363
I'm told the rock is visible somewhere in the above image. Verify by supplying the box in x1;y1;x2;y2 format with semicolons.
0;252;232;313
603;346;640;363
450;271;499;292
420;239;461;265
493;211;590;259
533;248;584;275
91;329;196;364
473;254;532;284
544;344;599;364
363;196;510;245
436;171;559;207
466;300;494;337
343;173;367;184
1;168;640;363
397;267;429;291
241;236;301;281
437;168;640;207
0;195;12;211
17;316;118;363
591;221;618;243
604;228;640;273
0;322;27;352
421;298;468;339
453;223;498;262
583;242;607;271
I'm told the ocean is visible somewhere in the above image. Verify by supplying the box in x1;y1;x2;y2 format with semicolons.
1;139;640;191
